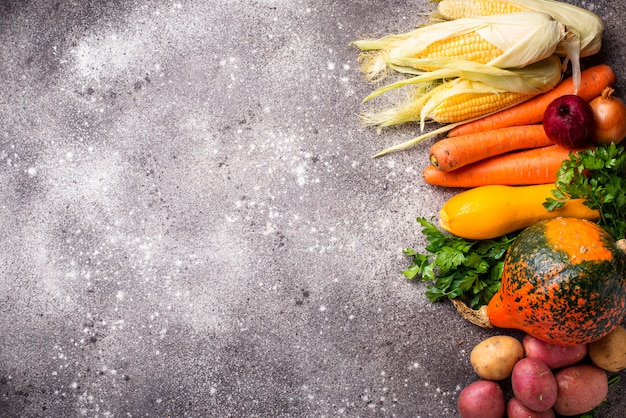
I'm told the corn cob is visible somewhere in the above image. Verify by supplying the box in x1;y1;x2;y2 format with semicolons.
353;12;565;82
360;80;532;130
433;0;605;92
435;0;527;20
425;86;531;124
434;0;603;56
361;55;562;132
411;32;503;71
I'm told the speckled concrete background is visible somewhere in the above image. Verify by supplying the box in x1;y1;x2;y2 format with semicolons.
1;1;625;417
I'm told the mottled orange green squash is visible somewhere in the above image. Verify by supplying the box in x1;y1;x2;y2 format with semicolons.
487;218;626;346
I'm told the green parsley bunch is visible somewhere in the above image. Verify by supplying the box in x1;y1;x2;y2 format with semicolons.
544;143;626;240
403;218;516;309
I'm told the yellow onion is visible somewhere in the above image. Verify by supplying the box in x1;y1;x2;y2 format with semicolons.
589;87;626;144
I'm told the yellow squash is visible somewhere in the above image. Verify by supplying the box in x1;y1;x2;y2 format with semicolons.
439;184;600;240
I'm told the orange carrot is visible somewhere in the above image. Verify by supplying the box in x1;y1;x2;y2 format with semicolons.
430;124;554;172
423;144;590;188
448;64;616;138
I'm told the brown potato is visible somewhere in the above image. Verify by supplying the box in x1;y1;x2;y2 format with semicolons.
522;334;587;369
589;325;626;372
458;380;505;418
470;335;524;380
553;364;608;416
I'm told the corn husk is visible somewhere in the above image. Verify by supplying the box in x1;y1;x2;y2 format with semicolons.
365;54;563;102
353;11;566;82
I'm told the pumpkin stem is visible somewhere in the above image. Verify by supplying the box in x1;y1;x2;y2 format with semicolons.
450;298;493;329
617;239;626;255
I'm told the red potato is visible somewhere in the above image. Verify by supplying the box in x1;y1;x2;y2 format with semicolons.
511;358;558;412
507;397;555;418
553;364;609;416
458;380;505;418
522;334;588;369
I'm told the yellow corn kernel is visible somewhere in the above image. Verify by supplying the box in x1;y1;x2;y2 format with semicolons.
414;32;503;71
427;90;532;123
437;0;527;20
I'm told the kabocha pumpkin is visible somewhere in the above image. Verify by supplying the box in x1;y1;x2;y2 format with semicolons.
487;217;626;346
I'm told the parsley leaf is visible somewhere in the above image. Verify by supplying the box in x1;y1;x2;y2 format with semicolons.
403;217;517;309
544;143;626;240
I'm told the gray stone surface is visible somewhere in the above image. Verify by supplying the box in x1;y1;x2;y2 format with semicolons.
1;1;625;416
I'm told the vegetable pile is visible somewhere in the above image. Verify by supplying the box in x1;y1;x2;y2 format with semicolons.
352;0;626;417
459;332;624;418
352;0;606;157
